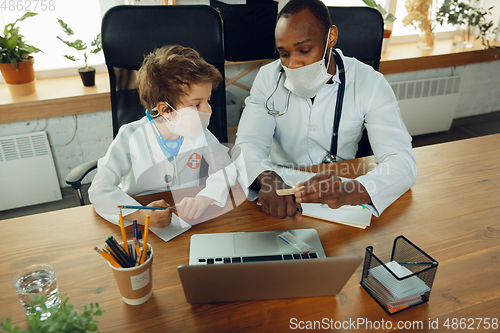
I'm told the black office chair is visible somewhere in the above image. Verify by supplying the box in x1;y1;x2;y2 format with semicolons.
328;6;383;157
328;6;384;71
65;5;227;205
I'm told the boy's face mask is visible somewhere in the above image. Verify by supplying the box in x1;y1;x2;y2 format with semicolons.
163;103;211;138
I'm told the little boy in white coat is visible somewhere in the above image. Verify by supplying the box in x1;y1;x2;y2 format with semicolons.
89;45;237;228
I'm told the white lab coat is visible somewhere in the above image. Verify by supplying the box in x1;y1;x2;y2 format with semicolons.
89;116;237;225
234;49;417;217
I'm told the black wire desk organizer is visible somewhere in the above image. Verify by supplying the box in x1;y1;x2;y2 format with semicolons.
360;235;439;315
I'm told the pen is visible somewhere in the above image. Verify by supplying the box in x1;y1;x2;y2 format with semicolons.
94;246;121;268
105;235;134;268
133;219;138;240
118;205;176;211
140;215;150;265
118;207;129;256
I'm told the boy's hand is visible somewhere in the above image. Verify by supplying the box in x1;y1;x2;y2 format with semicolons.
125;199;173;228
176;196;213;220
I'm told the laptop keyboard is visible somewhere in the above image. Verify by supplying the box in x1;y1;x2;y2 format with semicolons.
196;252;319;265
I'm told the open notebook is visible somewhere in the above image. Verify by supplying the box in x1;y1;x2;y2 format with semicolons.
273;167;372;228
149;214;191;242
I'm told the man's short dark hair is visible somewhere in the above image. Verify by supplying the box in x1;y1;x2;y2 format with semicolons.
277;0;332;38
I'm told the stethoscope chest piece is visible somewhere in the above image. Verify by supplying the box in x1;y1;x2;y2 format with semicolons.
323;154;336;164
164;174;173;184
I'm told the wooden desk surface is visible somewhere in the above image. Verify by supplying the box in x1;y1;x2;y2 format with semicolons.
2;134;500;332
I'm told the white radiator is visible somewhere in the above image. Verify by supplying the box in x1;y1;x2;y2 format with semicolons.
391;76;461;136
0;131;62;211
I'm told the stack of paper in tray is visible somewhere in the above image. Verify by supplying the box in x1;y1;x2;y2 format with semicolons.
364;261;431;313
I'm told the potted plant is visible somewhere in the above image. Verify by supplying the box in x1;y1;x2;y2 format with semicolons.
436;0;496;48
362;0;397;52
56;19;102;87
0;12;42;96
0;295;104;333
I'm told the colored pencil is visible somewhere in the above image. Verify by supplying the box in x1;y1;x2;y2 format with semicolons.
118;207;129;256
94;246;121;268
140;215;150;265
119;205;176;211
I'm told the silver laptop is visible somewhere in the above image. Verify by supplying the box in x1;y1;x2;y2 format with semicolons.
177;229;362;304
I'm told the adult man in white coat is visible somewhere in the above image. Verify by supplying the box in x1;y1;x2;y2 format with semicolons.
234;0;417;221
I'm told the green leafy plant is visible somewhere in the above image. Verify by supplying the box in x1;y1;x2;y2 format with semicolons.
363;0;397;25
0;294;104;333
436;0;497;51
56;19;102;72
0;12;42;70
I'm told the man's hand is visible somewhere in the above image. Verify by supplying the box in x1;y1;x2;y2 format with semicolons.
125;199;173;228
176;195;213;220
294;170;371;209
254;171;302;221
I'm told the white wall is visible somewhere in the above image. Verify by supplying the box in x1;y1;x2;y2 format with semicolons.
1;59;499;190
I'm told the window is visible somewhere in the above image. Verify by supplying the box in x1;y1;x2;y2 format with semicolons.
321;0;366;7
320;0;456;39
391;0;455;37
0;0;105;79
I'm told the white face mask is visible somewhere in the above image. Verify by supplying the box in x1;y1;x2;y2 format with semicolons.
282;28;333;98
163;104;211;138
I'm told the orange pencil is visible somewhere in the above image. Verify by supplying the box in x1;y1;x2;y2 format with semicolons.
94;246;121;268
103;248;127;268
117;206;129;256
140;215;150;265
133;237;141;266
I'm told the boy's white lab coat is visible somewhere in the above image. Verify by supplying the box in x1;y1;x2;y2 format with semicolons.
89;116;237;225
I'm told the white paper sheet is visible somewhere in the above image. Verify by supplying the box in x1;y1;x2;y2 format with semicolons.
148;214;191;242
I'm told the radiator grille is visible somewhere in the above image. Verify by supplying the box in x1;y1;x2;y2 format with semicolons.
390;77;461;101
0;133;49;162
0;131;61;211
390;76;461;136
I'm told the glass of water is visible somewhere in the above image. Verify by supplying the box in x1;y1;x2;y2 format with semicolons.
12;264;61;319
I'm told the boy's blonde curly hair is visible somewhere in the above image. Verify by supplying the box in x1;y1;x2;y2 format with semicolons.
136;45;222;116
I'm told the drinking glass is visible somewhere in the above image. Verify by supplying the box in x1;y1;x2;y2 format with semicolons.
12;263;61;319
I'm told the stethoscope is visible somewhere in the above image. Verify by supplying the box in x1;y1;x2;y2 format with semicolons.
264;49;346;163
145;110;183;187
265;70;291;116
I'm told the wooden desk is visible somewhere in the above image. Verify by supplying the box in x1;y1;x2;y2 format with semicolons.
2;134;500;332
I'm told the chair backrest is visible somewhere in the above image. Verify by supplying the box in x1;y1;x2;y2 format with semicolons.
328;6;384;71
101;5;228;143
328;6;383;158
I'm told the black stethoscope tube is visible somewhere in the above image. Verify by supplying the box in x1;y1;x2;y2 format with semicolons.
325;48;345;163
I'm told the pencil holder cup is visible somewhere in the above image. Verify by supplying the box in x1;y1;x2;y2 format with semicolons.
360;235;438;315
108;241;153;305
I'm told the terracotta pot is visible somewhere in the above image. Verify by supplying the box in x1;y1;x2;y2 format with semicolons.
0;57;36;96
78;67;96;87
0;56;35;84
